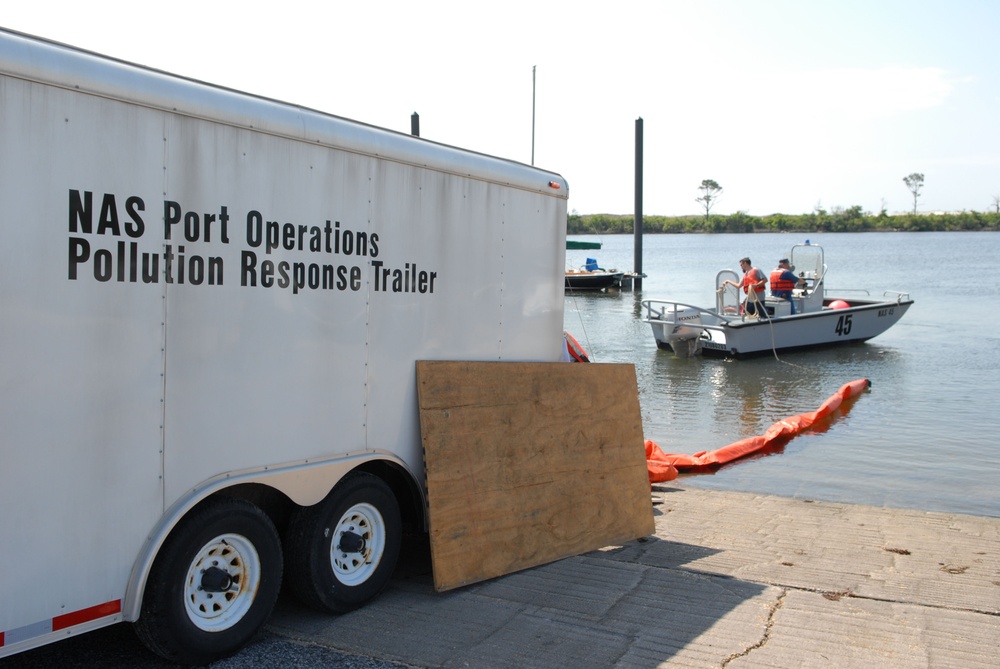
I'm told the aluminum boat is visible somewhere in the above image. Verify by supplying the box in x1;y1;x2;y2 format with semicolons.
641;242;912;358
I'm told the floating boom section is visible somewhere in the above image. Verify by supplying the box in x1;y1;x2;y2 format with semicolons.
645;378;871;483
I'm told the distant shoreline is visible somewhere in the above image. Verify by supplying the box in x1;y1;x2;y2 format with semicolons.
568;211;1000;235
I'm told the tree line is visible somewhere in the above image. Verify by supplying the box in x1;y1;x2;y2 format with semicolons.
602;172;999;233
567;208;1000;235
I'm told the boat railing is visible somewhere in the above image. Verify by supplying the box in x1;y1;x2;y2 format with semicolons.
640;299;737;327
824;289;910;303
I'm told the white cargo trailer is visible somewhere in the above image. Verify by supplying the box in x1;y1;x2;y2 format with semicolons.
0;28;568;664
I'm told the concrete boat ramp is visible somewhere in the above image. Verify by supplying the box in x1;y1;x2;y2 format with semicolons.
5;485;997;667
268;485;999;668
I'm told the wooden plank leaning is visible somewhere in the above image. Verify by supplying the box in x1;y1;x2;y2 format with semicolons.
416;360;654;591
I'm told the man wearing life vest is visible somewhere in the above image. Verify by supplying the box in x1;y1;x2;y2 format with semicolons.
722;257;767;316
770;258;806;314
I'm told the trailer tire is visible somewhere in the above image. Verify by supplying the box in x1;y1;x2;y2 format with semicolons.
285;472;401;613
134;497;282;666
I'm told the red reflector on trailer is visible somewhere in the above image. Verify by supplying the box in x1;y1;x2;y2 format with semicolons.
548;181;561;189
52;600;121;630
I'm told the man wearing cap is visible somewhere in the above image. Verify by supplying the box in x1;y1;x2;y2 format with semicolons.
770;258;805;314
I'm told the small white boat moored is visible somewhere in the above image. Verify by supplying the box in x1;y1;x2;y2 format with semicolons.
642;242;913;358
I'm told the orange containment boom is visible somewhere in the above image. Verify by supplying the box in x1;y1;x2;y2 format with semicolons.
645;378;871;483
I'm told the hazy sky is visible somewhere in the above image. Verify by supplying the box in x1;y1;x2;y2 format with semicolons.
5;1;998;216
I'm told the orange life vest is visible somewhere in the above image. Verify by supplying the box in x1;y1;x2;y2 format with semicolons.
742;269;765;295
769;268;796;292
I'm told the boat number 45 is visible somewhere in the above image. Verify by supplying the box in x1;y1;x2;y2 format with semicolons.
834;314;853;336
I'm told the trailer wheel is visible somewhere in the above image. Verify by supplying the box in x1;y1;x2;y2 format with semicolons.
134;497;282;665
285;472;401;613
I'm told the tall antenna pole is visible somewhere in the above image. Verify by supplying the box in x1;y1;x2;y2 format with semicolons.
531;65;536;165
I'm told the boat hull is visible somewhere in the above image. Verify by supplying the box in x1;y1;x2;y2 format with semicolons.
565;271;624;291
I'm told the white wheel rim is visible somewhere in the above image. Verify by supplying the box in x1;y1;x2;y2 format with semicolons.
183;533;261;632
331;502;386;586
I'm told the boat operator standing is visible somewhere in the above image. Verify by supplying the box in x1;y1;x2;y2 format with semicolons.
722;257;767;316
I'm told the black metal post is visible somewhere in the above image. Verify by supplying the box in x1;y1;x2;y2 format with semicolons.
411;112;420;137
634;117;643;291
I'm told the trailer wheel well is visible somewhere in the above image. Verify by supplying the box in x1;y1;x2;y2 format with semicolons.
206;484;296;536
352;460;425;532
204;461;424;535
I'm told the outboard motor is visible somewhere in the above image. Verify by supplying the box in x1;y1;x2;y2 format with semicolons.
663;306;704;357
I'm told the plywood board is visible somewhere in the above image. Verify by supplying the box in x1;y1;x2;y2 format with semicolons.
416;361;654;591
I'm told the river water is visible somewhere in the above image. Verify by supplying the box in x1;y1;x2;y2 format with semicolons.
564;231;999;518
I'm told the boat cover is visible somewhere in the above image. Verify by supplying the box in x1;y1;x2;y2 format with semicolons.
645;378;871;483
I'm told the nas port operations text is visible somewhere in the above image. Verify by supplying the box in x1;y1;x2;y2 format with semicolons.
65;191;439;295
